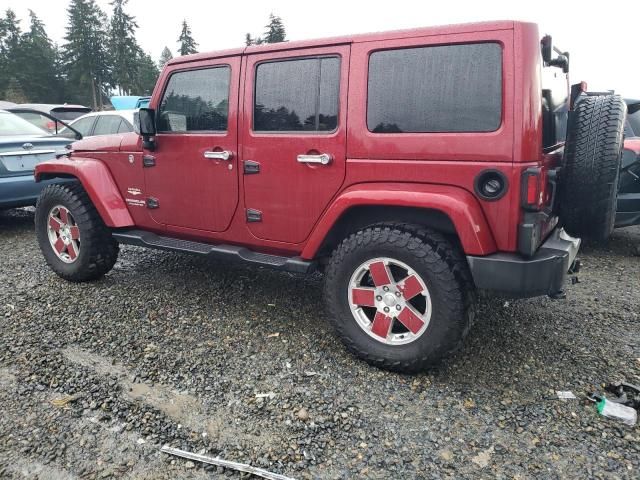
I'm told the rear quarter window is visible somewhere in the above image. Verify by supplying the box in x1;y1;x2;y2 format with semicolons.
367;43;502;133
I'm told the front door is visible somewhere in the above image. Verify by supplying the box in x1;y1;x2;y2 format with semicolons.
241;46;349;243
144;58;240;232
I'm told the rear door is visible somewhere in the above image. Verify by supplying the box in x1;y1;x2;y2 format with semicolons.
144;57;240;232
241;46;349;243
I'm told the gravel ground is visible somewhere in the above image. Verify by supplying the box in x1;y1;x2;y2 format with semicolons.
0;207;638;479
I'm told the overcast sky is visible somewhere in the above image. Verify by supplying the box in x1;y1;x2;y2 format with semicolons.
4;0;639;98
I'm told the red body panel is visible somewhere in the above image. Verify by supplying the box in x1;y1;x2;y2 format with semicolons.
301;183;496;258
145;56;242;233
241;45;350;243
37;20;552;260
35;156;134;228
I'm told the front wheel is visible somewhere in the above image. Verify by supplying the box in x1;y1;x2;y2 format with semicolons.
35;182;119;282
323;224;475;373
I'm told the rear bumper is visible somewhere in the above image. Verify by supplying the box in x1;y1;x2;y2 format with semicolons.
467;228;580;298
0;174;71;209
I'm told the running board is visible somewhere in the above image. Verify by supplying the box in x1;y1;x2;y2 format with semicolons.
112;229;315;274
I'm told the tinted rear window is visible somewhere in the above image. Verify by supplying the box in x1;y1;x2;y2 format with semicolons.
367;43;502;133
254;57;340;132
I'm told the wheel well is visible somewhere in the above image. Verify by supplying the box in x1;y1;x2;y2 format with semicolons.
315;206;460;259
37;173;77;182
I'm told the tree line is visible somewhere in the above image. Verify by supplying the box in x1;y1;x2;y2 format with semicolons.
0;0;287;110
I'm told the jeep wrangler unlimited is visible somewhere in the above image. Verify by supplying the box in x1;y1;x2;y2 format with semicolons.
34;21;625;372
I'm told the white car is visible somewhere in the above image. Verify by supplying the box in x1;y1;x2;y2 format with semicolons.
60;110;136;139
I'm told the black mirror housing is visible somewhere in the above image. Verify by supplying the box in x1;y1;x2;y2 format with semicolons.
135;108;156;151
136;108;156;136
541;35;553;64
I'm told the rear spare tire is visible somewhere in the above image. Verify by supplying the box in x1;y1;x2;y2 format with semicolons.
558;94;626;242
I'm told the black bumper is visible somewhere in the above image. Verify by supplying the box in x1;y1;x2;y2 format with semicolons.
467;228;580;298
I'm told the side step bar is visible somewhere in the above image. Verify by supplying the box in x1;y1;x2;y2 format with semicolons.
112;229;315;274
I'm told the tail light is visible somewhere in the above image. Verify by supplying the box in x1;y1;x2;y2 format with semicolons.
521;167;549;211
46;120;56;132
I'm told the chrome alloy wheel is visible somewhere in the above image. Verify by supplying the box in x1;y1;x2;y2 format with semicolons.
348;257;432;345
47;205;80;263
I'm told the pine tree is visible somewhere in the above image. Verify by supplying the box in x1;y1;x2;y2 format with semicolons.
177;20;197;56
12;10;63;102
136;51;159;95
63;0;110;109
108;0;140;95
158;46;173;69
0;9;23;99
263;13;286;43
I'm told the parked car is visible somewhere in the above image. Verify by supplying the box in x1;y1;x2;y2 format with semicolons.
0;110;72;210
60;110;136;139
110;96;151;110
9;104;91;134
34;21;626;372
616;99;640;228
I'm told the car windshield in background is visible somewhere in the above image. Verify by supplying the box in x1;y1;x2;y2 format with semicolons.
52;110;90;121
0;111;49;136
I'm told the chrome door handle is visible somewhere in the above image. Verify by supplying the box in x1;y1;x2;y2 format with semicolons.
204;150;233;161
297;153;332;165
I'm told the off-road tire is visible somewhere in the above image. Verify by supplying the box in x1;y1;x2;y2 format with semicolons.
559;94;626;242
323;224;476;373
35;182;119;282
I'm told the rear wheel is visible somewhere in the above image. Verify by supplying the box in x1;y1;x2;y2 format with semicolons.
35;182;118;282
323;224;475;373
559;94;626;242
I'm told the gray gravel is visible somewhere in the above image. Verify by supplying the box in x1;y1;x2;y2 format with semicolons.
0;207;638;479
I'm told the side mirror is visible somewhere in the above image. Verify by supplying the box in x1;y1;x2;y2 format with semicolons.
135;108;156;151
541;35;553;64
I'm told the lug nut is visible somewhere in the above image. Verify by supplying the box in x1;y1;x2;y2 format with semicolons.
376;295;382;301
395;291;401;297
383;307;390;313
383;286;389;292
396;305;401;311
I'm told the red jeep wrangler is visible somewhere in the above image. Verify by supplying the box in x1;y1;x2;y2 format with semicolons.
34;21;625;372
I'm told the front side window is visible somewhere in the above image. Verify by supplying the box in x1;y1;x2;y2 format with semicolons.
157;66;230;133
254;57;340;132
93;115;125;136
367;43;502;133
59;116;95;138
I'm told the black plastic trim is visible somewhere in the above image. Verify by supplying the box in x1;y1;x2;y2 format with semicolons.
112;229;315;274
243;160;260;174
246;209;262;222
468;227;580;298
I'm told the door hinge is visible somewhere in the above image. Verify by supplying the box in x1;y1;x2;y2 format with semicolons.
243;160;260;174
246;208;262;222
142;155;156;167
146;197;160;209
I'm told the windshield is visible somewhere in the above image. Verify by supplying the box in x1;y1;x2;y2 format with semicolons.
0;111;49;136
53;110;90;121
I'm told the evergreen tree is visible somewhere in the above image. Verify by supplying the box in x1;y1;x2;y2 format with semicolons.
177;20;197;56
0;9;23;100
136;51;159;95
158;46;173;69
263;13;286;43
108;0;140;95
245;33;253;46
63;0;110;109
13;11;63;102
